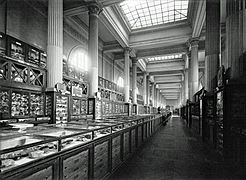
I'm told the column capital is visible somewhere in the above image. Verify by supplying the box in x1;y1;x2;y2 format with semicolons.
88;4;102;16
124;47;132;54
189;37;199;48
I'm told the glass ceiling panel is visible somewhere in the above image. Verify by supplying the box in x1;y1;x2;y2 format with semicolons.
120;0;188;29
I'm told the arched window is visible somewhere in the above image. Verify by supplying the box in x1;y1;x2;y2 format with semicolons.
68;46;88;71
117;77;124;87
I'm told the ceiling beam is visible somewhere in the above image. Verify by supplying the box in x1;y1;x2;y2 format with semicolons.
156;81;182;85
190;0;206;38
149;70;184;76
129;22;192;49
136;44;187;59
103;42;123;53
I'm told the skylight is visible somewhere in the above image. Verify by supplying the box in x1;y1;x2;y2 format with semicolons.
120;0;188;29
146;53;183;62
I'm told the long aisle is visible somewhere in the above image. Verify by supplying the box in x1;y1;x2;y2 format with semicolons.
110;115;245;180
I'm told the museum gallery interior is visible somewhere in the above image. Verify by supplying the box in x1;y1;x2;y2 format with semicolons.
0;0;245;179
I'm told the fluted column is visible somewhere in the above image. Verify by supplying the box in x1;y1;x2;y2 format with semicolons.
183;54;189;102
205;0;220;91
124;48;131;102
47;0;63;88
132;57;138;104
88;4;101;96
226;0;246;78
143;72;147;105
189;38;199;100
152;82;155;107
146;74;150;105
155;87;158;107
156;88;160;107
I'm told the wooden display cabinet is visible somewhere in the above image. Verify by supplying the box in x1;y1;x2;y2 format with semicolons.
45;91;70;124
0;32;6;55
1;115;163;180
202;92;216;143
88;97;102;120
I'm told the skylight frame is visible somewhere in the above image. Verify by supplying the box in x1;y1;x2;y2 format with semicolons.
119;0;188;30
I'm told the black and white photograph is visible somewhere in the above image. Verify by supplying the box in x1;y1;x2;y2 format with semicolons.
0;0;245;179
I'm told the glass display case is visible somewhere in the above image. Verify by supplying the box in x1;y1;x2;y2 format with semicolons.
72;98;80;115
27;48;39;66
55;95;68;123
0;33;6;55
216;90;223;155
45;94;52;116
0;89;10;119
10;40;25;62
33;125;92;150
11;91;29;117
0;131;58;172
30;93;44;116
40;52;47;68
81;99;87;115
69;121;112;139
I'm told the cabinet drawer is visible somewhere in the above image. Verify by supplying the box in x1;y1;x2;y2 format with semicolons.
138;127;142;145
112;153;121;169
131;129;136;150
63;166;88;180
112;136;121;146
94;161;108;179
94;153;108;166
124;133;130;155
95;141;108;157
63;150;88;168
23;166;53;180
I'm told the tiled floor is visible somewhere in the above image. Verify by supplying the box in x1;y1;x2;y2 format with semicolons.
110;115;246;180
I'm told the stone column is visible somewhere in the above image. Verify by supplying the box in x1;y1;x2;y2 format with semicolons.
143;72;147;105
152;82;155;107
205;0;220;91
124;48;131;102
88;4;101;96
47;0;63;88
132;57;138;104
155;87;158;107
156;89;160;107
189;38;199;100
146;74;150;105
226;0;246;78
187;51;193;100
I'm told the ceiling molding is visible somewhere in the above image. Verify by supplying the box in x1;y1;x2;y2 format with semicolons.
137;44;187;59
103;42;123;53
131;20;189;35
156;81;183;84
149;70;184;76
130;35;190;49
112;5;131;34
100;7;129;47
190;0;206;38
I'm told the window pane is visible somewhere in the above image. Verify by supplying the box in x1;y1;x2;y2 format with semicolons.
120;0;188;29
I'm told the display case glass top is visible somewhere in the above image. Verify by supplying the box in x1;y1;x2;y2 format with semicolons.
0;130;58;172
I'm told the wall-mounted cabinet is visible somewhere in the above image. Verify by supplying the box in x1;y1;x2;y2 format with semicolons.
5;35;47;68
